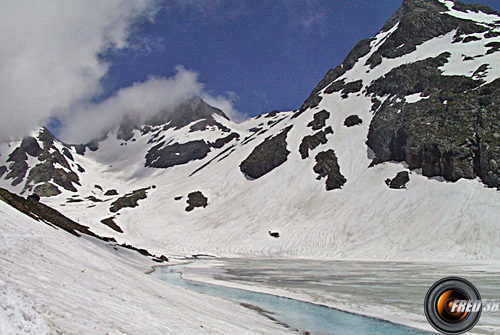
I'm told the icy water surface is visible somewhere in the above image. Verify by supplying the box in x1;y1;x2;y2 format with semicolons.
152;263;432;335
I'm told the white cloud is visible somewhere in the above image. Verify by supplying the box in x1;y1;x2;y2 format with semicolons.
0;1;245;144
58;67;247;143
0;0;155;142
58;66;202;143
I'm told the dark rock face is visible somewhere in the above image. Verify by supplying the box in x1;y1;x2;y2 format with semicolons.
189;120;210;132
74;137;104;155
268;116;287;129
185;191;208;212
5;148;28;186
189;143;239;177
27;194;40;202
313;150;346;190
0;166;6;178
116;116;137;141
324;79;346;94
104;189;119;196
486;41;500;54
101;217;123;233
37;128;55;146
86;195;103;203
211;133;240;149
240;126;292;179
461;36;481;43
307;110;330;130
299;127;333;159
3;128;82;192
149;97;228;129
268;231;280;238
385;171;410;189
20;137;42;157
340;80;363;98
118;97;230;141
66;197;84;203
111;188;148;212
366;48;500;187
62;147;74;161
110;188;149;213
294;0;499;120
26;163;80;192
248;127;263;133
265;110;280;118
295;38;372;116
344;115;363;127
367;53;455;98
34;182;61;197
365;0;488;69
451;0;498;14
0;187;108;240
325;79;364;97
145;140;211;169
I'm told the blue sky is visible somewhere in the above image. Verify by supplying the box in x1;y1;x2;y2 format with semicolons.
1;1;499;142
102;0;500;118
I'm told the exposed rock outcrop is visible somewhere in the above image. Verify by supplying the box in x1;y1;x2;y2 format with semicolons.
0;187;108;239
101;217;123;233
344;115;363;127
366;51;500;188
185;191;208;212
5;147;28;186
104;189;119;196
307;110;330;130
2;128;82;193
34;182;61;197
294;38;372;116
110;188;149;213
385;171;410;189
211;133;240;149
240;126;292;179
313;150;346;190
117;97;230;142
145;140;211;169
365;0;489;69
299;127;333;159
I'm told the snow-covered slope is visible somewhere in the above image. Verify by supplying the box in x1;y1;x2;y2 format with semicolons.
0;198;290;335
1;0;500;261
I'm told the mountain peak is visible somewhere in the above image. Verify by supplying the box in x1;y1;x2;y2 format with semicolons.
116;96;229;141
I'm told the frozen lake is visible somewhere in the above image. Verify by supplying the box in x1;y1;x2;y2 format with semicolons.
153;261;432;334
152;259;500;334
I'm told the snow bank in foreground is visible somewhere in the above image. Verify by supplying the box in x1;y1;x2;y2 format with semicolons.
0;201;290;335
0;279;50;335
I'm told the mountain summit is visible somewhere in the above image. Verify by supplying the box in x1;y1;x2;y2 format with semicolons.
1;0;500;260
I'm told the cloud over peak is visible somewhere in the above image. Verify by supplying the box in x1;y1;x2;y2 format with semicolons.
0;0;241;144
